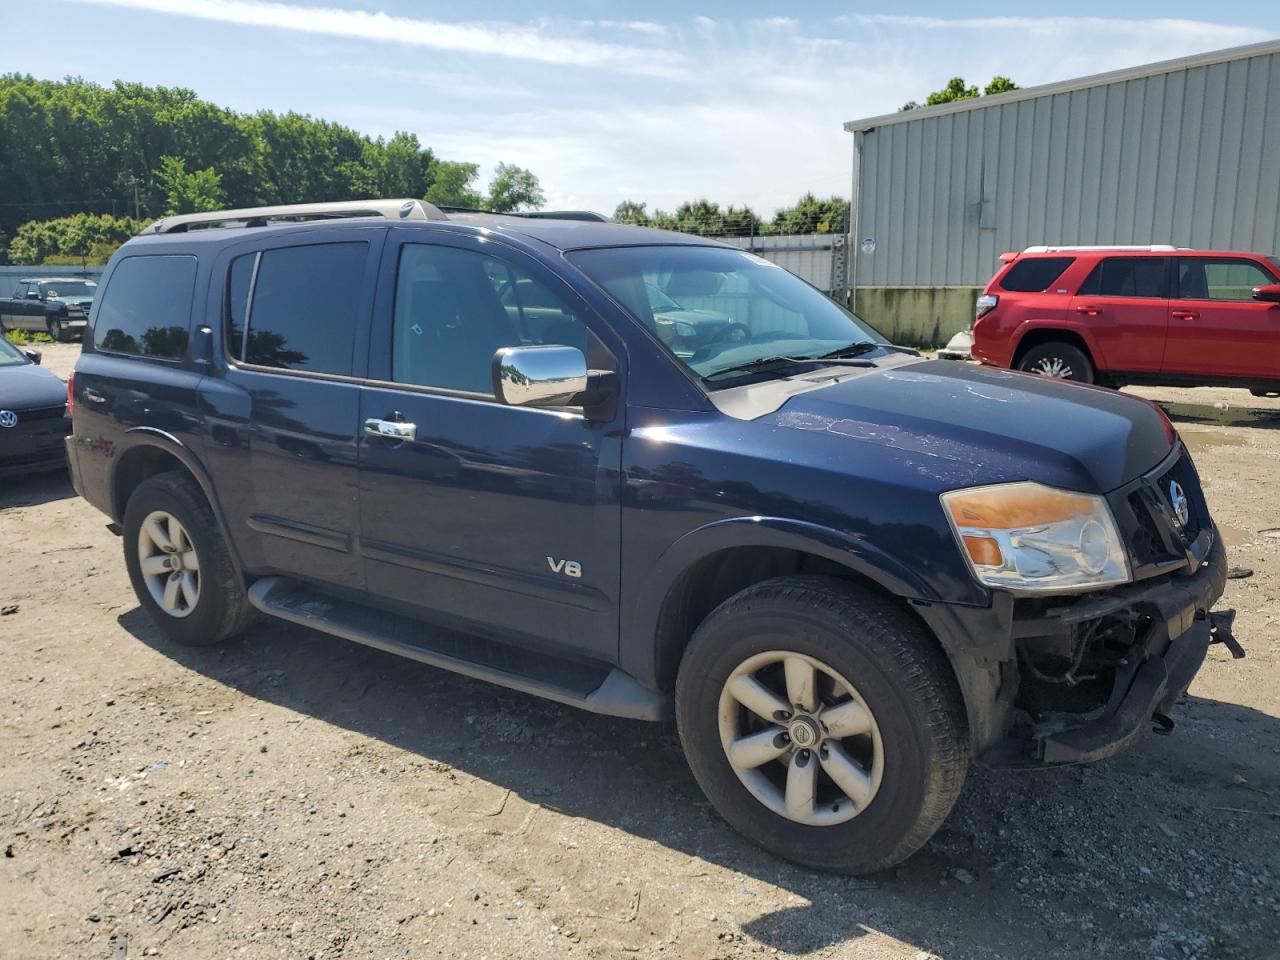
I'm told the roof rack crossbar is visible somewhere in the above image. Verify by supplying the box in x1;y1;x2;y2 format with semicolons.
141;199;447;235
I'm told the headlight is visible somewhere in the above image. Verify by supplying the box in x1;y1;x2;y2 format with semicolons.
940;482;1130;594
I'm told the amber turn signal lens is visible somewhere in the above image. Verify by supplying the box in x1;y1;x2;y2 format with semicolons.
961;535;1003;567
943;484;1094;529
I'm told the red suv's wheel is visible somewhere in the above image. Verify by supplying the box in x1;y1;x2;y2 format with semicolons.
1017;343;1094;384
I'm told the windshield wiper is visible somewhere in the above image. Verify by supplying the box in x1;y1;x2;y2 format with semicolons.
818;340;919;359
703;353;875;382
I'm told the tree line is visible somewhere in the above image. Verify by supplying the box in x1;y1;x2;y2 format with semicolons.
612;194;850;238
0;75;543;263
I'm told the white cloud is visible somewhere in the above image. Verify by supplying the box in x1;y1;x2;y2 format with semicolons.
54;3;1279;216
74;0;685;75
836;12;1266;48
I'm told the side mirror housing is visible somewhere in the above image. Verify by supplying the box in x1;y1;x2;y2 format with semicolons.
24;349;42;365
492;345;613;412
25;291;41;300
1251;283;1280;303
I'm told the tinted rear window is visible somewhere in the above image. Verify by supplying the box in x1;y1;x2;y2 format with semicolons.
94;255;196;359
229;242;367;376
999;257;1074;293
1078;257;1168;298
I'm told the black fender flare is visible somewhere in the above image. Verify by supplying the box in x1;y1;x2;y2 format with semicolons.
109;427;245;574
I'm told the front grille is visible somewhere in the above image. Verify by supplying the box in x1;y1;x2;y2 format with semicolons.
1110;447;1212;579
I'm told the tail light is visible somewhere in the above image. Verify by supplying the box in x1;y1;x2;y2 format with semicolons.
976;294;999;319
65;371;74;418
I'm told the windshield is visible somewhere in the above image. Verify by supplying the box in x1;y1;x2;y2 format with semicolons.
569;246;887;382
43;281;97;298
0;336;30;366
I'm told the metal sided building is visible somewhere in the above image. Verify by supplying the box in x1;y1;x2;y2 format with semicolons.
843;39;1280;347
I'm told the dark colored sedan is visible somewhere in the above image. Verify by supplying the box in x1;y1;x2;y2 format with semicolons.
0;337;68;478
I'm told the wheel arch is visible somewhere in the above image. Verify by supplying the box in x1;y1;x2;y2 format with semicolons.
110;429;243;573
1010;325;1101;370
625;517;956;691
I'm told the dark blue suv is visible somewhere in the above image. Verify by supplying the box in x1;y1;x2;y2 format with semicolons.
66;199;1235;874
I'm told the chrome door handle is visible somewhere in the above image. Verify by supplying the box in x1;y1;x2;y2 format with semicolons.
364;418;416;441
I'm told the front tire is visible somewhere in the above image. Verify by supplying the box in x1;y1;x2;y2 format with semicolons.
47;317;68;342
1017;342;1094;383
675;576;968;874
122;472;251;646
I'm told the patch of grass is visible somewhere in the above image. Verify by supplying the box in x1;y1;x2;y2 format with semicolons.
3;329;54;346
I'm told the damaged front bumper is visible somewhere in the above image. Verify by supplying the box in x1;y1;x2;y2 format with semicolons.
1002;533;1233;765
917;530;1238;768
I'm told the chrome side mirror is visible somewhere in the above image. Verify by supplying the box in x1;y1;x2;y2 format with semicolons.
493;345;588;408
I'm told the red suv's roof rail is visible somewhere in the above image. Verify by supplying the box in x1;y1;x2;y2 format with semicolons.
1020;244;1184;253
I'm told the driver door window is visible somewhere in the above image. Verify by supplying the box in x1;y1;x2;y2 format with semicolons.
391;243;587;396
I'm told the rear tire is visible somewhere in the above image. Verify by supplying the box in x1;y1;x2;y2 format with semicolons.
675;575;968;874
122;472;251;646
1017;342;1094;383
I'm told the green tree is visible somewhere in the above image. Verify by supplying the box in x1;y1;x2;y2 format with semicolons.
486;162;545;213
424;159;483;209
926;77;980;106
0;74;451;239
612;200;650;226
770;194;849;235
155;156;224;214
7;213;145;264
902;76;1019;111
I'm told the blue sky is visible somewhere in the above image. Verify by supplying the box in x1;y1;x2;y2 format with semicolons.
5;1;1278;215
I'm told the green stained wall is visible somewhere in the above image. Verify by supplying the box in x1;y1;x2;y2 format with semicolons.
851;287;982;348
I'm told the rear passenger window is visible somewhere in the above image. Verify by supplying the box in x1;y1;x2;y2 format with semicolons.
1077;258;1168;298
999;257;1074;293
94;255;196;359
229;242;367;376
391;244;587;396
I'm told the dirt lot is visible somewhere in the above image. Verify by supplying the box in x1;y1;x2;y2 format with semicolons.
3;343;1278;960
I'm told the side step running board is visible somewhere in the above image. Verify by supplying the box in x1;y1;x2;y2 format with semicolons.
247;577;668;722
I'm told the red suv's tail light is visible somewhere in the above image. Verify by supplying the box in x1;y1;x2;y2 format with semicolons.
976;294;999;319
65;371;74;418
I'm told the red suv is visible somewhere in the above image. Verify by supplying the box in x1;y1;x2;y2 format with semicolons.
970;246;1280;396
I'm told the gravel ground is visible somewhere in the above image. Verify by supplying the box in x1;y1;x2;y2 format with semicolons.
2;343;1278;960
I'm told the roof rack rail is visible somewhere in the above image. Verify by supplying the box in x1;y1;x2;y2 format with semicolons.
437;206;610;223
517;210;610;222
141;198;447;235
1021;244;1186;253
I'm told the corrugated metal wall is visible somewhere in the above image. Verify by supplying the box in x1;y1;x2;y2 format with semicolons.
719;234;839;292
853;47;1280;288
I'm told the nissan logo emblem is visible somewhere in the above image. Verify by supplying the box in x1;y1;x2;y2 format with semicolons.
1168;480;1190;528
0;410;17;429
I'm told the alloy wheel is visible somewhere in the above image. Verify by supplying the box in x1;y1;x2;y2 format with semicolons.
717;650;884;826
136;510;200;618
1030;356;1073;378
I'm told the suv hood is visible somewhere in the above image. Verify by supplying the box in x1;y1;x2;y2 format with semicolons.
0;362;67;410
766;359;1172;494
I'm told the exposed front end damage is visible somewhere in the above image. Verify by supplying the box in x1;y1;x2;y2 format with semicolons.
993;534;1233;765
917;443;1242;768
